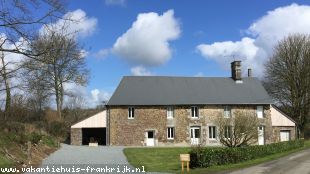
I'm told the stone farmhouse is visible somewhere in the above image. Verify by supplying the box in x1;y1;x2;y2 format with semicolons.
70;61;296;146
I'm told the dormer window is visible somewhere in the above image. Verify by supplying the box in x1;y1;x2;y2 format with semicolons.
191;106;199;118
128;107;135;119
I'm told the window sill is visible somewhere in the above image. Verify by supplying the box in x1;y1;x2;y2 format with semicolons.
128;118;135;120
167;138;174;140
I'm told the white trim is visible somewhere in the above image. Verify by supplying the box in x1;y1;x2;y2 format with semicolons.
191;106;199;118
167;127;174;140
209;126;216;140
128;107;135;119
257;106;263;118
224;106;231;118
167;106;174;119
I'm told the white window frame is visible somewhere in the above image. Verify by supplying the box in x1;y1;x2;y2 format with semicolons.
209;126;216;140
167;106;174;119
128;107;135;119
224;126;232;139
167;127;174;140
224;106;231;118
256;106;263;118
191;106;199;118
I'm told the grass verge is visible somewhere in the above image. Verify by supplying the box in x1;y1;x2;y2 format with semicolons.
124;140;310;174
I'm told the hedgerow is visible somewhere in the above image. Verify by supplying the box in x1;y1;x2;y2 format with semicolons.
190;140;304;168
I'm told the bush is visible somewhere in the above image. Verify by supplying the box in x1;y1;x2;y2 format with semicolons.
48;121;66;137
28;132;43;144
190;140;304;168
42;135;58;147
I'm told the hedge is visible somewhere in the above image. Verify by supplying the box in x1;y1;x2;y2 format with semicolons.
190;140;304;168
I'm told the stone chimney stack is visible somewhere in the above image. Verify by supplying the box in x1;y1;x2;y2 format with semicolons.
231;61;242;81
248;68;252;77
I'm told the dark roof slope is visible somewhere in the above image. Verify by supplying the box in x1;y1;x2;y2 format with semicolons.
107;76;273;106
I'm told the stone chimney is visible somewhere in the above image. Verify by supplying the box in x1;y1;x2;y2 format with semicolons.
248;68;252;77
231;61;242;81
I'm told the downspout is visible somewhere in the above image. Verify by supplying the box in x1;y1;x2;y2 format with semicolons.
106;105;110;146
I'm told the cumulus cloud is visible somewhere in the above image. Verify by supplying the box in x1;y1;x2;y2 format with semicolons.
112;10;181;66
197;3;310;77
130;66;153;76
41;9;98;38
90;89;110;104
105;0;126;6
64;83;111;108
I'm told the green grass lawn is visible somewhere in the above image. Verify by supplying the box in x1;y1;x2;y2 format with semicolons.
124;140;310;174
124;147;191;173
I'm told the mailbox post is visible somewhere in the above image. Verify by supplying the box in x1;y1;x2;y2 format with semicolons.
180;154;190;173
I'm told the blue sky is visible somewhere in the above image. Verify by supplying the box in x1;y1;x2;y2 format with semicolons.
52;0;310;106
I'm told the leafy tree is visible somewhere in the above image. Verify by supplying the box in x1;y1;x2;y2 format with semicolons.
264;34;310;138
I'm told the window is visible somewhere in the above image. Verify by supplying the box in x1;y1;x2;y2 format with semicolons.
167;127;174;139
128;107;135;119
224;126;232;138
224;106;231;118
257;106;263;118
209;126;216;139
167;106;174;119
191;106;199;118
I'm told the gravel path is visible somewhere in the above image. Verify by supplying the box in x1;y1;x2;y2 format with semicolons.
24;144;169;174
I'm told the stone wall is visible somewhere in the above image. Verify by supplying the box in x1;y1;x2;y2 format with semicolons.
109;105;272;146
272;126;296;142
71;128;82;145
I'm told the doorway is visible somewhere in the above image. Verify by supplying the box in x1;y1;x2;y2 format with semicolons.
258;126;265;145
146;130;155;146
190;127;200;145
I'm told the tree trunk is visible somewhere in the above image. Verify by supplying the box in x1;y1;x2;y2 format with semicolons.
55;78;62;118
60;82;64;118
1;52;11;120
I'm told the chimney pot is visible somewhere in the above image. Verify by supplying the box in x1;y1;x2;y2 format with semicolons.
248;68;252;77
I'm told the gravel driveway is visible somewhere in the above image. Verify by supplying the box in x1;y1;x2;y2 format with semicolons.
25;144;166;174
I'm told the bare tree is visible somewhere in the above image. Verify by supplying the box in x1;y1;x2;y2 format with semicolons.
0;0;65;57
22;66;51;114
215;111;260;147
24;29;89;118
0;0;65;120
264;34;310;138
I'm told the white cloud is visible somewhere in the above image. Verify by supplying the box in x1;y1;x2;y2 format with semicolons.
112;10;181;66
197;3;310;77
105;0;126;6
94;48;110;59
130;66;153;76
64;83;111;108
41;9;98;38
90;89;110;104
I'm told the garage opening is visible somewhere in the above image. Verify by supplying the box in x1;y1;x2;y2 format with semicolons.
82;128;106;145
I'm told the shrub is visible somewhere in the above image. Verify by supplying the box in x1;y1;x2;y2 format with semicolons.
190;140;304;168
48;121;66;137
42;135;58;147
28;132;43;144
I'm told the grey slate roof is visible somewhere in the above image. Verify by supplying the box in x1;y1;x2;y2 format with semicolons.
107;76;273;106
